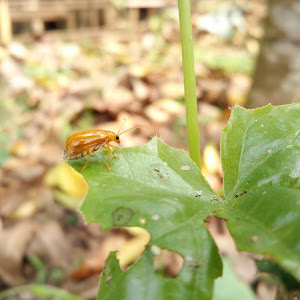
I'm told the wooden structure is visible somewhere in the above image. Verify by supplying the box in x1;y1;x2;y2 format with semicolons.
0;0;175;43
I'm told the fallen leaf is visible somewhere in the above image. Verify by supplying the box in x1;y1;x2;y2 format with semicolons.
44;163;88;209
70;234;128;280
0;221;36;285
131;78;150;101
27;221;74;270
9;198;40;220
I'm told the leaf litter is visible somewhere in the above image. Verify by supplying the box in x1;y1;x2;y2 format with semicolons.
0;1;268;298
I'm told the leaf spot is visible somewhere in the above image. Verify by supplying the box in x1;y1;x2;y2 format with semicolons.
112;207;134;226
210;195;219;202
185;255;193;261
195;190;203;197
180;165;190;171
139;218;147;225
105;276;112;285
251;235;259;243
149;164;170;181
189;261;200;268
151;245;161;255
267;149;272;154
151;214;160;221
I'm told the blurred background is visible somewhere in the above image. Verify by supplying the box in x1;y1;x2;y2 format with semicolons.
0;0;299;299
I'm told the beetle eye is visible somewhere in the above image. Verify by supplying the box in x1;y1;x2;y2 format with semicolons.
116;134;119;140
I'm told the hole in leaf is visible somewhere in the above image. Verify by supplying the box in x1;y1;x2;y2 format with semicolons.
151;245;184;278
205;215;227;236
70;227;150;279
117;227;151;271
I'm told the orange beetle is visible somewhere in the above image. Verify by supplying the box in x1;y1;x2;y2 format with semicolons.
63;125;143;171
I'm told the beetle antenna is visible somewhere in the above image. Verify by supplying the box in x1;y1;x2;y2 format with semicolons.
117;119;127;135
119;126;148;136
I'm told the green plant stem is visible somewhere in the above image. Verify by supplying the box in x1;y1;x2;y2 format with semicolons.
178;0;201;169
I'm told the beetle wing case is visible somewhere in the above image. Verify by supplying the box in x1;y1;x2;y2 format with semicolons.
65;130;108;151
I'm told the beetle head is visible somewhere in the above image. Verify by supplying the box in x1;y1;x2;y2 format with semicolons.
106;131;120;143
115;134;120;143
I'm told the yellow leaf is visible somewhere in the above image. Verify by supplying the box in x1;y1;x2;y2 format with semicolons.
117;227;151;269
9;140;28;157
44;163;88;209
10;198;39;219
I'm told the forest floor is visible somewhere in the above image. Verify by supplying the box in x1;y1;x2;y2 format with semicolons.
0;1;276;299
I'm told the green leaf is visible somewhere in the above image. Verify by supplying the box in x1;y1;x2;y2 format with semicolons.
218;104;300;281
213;257;257;300
70;104;300;298
0;284;82;300
69;138;222;300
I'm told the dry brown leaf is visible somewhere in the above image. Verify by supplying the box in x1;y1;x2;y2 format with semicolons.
9;198;40;220
65;274;100;300
68;78;95;97
205;216;257;285
131;78;150;101
10;164;45;183
199;78;228;105
27;221;74;270
103;86;135;115
159;82;184;100
0;185;27;218
159;98;185;116
145;104;171;124
152;246;184;278
0;221;37;285
128;63;152;78
70;234;128;280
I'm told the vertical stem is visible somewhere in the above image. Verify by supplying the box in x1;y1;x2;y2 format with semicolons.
0;0;12;44
177;0;201;168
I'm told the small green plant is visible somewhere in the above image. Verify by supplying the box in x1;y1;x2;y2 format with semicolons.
68;1;300;299
0;284;82;300
69;103;300;299
28;255;65;285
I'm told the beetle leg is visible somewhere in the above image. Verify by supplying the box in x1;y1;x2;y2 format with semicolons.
102;145;112;171
80;153;91;171
111;145;119;159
